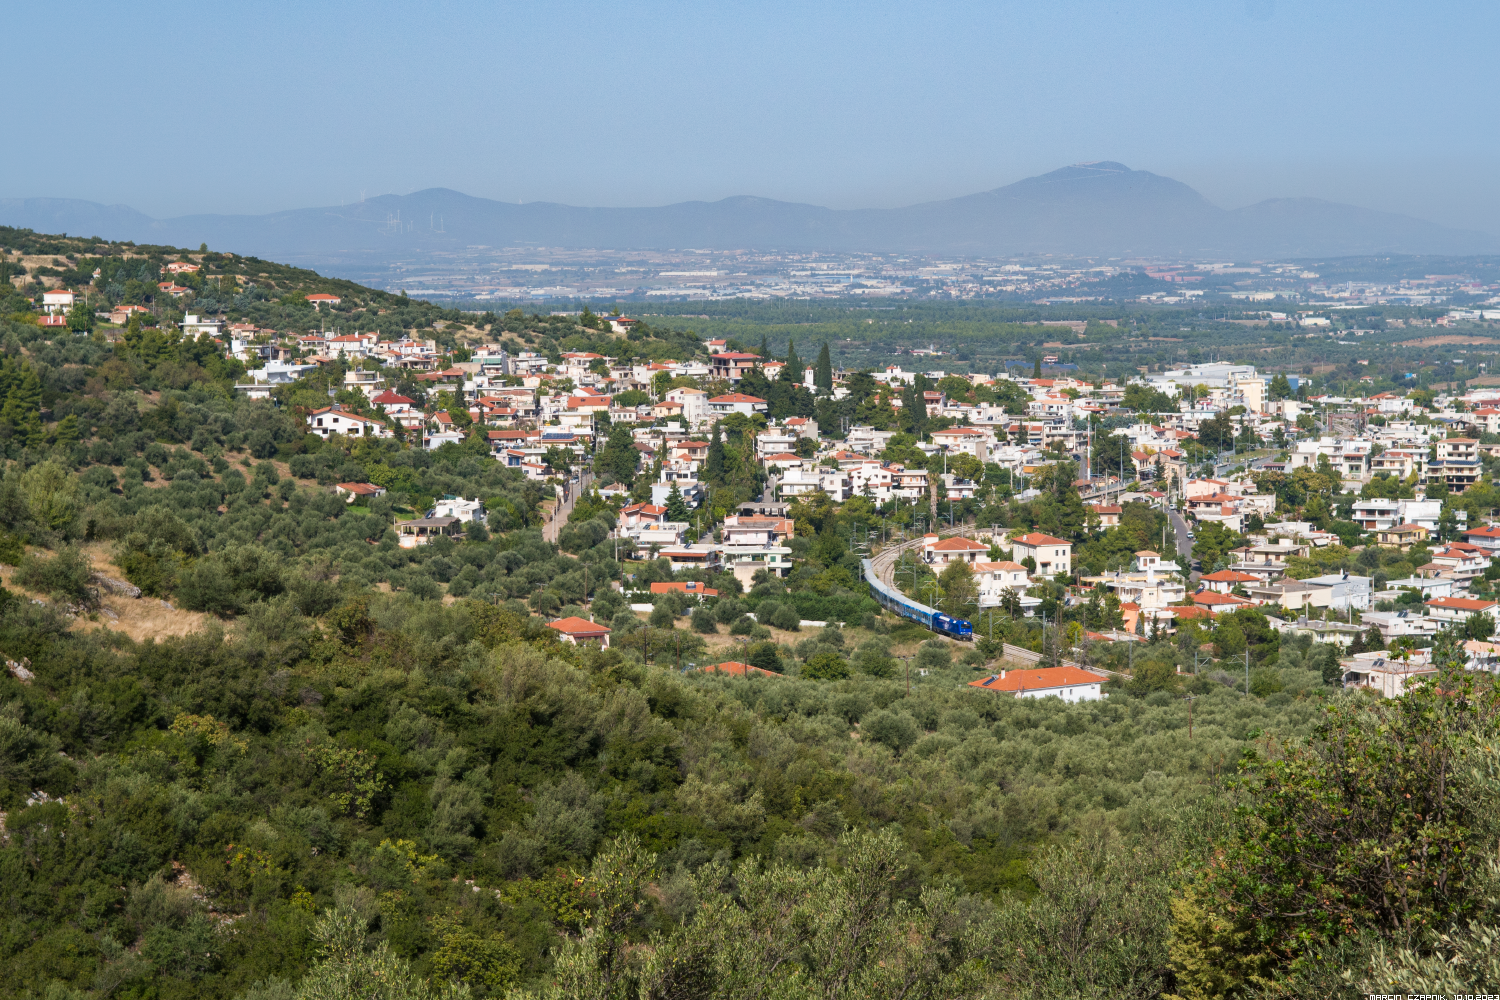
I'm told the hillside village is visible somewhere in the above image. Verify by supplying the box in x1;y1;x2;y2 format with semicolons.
177;299;1500;701
11;233;1500;698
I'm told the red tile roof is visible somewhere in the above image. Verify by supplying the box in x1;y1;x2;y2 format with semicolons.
709;393;767;403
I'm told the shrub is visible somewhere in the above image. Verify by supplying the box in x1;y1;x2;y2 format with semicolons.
915;639;951;671
769;604;801;631
755;599;783;625
407;577;441;601
747;641;782;673
690;606;717;634
714;598;744;624
0;533;25;567
591;588;626;620
287;575;342;617
1249;667;1284;696
863;710;920;755
649;605;675;628
175;545;285;617
14;546;93;603
729;615;755;636
803;650;850;681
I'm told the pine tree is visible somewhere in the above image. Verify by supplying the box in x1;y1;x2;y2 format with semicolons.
665;482;690;522
54;414;80;447
781;339;803;385
814;342;833;392
705;422;725;484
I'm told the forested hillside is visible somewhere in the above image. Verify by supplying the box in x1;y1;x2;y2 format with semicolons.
0;229;1497;998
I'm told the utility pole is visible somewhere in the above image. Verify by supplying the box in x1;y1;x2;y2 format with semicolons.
1245;649;1250;696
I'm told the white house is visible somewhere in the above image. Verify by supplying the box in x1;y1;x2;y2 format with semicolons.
973;561;1030;607
42;289;75;314
334;482;386;502
1424;596;1498;626
967;666;1107;703
181;313;222;337
1009;532;1072;576
708;392;768;417
433;497;485;524
307;405;392;439
665;387;709;426
921;533;990;566
325;333;377;358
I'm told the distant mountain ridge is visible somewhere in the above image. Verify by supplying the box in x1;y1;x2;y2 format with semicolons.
2;162;1493;265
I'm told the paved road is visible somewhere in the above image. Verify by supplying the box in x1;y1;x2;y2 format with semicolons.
1166;505;1198;581
544;471;592;543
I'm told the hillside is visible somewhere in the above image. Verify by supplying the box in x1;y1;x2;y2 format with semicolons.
0;227;1495;998
0;225;477;339
4;163;1495;269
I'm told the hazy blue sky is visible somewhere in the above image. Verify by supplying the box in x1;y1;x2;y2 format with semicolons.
10;0;1499;233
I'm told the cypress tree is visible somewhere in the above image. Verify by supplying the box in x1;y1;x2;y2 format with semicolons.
758;334;770;360
781;340;803;384
814;342;833;392
705;422;725;484
1033;357;1042;379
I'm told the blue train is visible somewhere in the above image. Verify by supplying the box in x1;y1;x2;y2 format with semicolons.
862;558;974;640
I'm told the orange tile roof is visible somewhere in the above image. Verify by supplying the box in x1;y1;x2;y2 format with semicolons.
968;666;1106;693
650;581;719;596
548;616;610;636
1193;591;1253;606
1012;532;1071;547
1201;570;1259;583
930;536;989;551
698;660;780;677
1426;596;1497;612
